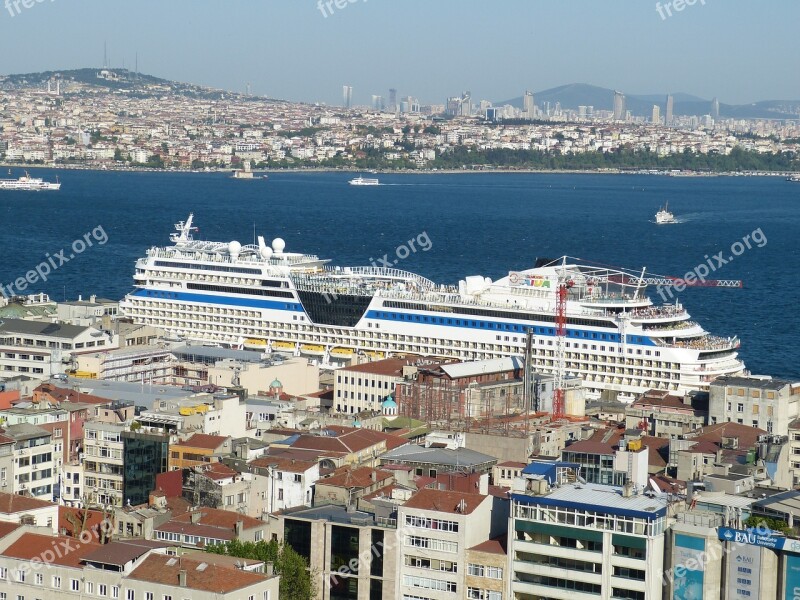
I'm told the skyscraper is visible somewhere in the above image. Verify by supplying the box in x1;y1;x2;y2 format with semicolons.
665;94;674;126
652;105;661;124
523;90;535;119
371;95;383;111
711;97;720;120
342;85;353;109
388;88;398;113
613;91;625;121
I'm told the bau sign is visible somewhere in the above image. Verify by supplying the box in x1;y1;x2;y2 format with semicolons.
718;527;794;551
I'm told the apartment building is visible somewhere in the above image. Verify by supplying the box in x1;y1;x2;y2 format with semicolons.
0;318;118;378
278;504;398;600
83;421;126;507
397;488;503;600
169;433;231;470
334;356;426;415
5;423;55;500
0;491;58;532
249;455;319;514
709;376;800;435
0;532;279;600
465;537;506;600
510;466;668;600
625;389;707;438
154;507;267;548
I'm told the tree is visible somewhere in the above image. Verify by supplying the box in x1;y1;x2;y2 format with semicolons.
206;540;316;600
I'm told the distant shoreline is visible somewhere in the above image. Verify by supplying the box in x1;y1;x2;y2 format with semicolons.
0;162;796;178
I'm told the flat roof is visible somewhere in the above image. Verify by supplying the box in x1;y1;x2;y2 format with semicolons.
282;504;383;527
172;345;273;364
440;356;523;379
380;444;497;468
0;318;89;339
65;378;196;409
754;490;800;517
712;376;797;391
513;482;668;521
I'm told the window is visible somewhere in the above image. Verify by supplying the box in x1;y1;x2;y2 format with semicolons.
468;564;485;577
126;591;135;600
35;574;43;586
405;515;459;532
145;593;154;600
71;580;80;592
86;582;94;594
99;585;107;596
16;570;25;583
112;587;119;599
52;576;61;588
0;568;6;580
486;566;503;579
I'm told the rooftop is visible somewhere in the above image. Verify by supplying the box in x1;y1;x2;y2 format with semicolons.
175;433;230;450
319;466;394;490
439;356;523;379
0;318;90;339
403;488;487;516
514;482;669;521
3;533;99;567
128;553;271;594
82;539;169;567
341;355;426;377
712;375;798;391
380;444;497;468
282;504;386;527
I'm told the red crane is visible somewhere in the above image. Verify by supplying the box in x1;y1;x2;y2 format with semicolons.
549;258;743;422
553;265;574;420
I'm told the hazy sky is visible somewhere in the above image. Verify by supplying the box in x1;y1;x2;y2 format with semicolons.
1;0;798;106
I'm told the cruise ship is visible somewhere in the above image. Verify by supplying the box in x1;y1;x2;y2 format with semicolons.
120;214;746;400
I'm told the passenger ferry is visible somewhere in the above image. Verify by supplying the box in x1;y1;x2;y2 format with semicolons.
120;214;746;400
0;172;61;191
349;176;380;186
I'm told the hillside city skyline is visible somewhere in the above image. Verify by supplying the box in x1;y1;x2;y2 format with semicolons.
0;0;798;106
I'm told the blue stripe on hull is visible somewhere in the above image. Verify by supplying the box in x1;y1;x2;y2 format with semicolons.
132;289;303;312
365;310;656;346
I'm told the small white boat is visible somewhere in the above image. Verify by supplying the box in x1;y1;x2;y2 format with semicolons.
655;202;676;224
349;176;380;186
787;175;800;182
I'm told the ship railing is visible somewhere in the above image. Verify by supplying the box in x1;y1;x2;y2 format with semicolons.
626;305;688;319
642;321;700;332
652;335;739;350
320;265;439;289
147;247;321;265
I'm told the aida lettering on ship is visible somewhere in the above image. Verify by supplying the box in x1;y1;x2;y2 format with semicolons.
121;215;746;401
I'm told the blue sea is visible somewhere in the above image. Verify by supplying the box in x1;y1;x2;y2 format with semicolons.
0;168;797;379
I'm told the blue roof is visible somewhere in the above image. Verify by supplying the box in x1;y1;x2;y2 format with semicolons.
382;397;397;408
521;461;581;484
